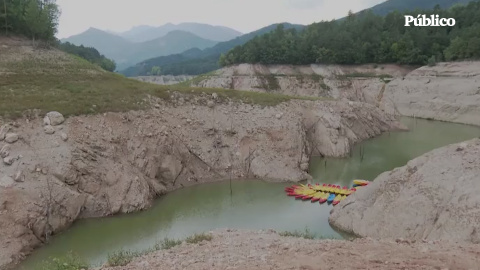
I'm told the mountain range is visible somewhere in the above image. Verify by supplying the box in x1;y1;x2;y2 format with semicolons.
120;23;305;76
61;23;242;70
63;0;475;74
120;23;242;43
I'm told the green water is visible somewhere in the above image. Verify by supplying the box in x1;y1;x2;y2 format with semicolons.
18;118;480;269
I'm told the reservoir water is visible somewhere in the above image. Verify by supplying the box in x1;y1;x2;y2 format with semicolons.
18;117;480;269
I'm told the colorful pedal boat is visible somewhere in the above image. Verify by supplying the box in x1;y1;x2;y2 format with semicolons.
353;180;370;186
327;193;336;204
319;192;329;204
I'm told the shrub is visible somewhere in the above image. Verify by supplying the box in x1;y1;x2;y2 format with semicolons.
185;233;213;244
278;228;316;239
427;55;437;67
107;250;138;267
36;252;89;270
158;238;182;250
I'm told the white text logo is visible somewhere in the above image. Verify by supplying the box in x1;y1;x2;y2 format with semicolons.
405;15;456;27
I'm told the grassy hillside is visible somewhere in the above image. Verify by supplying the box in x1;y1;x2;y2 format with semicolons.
0;39;317;119
120;23;305;77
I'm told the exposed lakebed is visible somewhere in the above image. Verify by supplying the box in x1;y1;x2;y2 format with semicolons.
18;117;480;269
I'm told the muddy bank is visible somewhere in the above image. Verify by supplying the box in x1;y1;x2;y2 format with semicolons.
188;63;413;100
100;229;480;270
381;61;480;126
329;138;480;243
0;95;401;269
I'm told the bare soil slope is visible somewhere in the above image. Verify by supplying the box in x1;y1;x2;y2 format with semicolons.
100;229;480;270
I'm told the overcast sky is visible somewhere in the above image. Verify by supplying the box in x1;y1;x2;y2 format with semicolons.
56;0;385;38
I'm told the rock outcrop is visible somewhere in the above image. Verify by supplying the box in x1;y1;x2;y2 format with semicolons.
188;64;413;101
133;75;195;85
382;61;480;125
329;138;480;243
0;96;402;269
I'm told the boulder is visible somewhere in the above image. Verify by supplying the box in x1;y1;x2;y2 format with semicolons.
0;145;9;158
43;115;51;126
44;125;55;135
329;138;480;244
46;111;65;126
3;156;14;166
60;132;68;141
4;133;19;144
0;124;9;141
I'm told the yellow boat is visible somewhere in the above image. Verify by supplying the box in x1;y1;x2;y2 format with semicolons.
353;180;370;186
311;192;324;202
319;192;329;204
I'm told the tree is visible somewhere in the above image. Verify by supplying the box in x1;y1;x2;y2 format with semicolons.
24;0;42;44
3;0;7;35
150;66;161;75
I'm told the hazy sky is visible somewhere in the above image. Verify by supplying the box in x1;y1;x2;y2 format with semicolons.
56;0;385;38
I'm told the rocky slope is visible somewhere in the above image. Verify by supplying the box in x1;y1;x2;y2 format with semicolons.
186;62;480;126
100;229;480;270
134;75;195;85
381;61;480;126
188;63;413;101
329;138;480;243
0;95;402;269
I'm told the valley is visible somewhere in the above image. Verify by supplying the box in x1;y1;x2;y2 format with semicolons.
1;0;480;269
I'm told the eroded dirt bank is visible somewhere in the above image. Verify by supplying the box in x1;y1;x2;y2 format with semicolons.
381;61;480;126
100;229;480;270
0;95;401;269
134;75;195;85
187;62;480;126
329;138;480;243
189;63;413;101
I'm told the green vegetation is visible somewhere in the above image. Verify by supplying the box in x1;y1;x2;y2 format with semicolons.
107;250;139;267
0;49;323;119
57;42;116;71
366;0;472;16
107;237;182;266
278;228;316;239
0;0;60;43
220;1;480;66
159;237;182;250
185;233;213;244
35;252;89;270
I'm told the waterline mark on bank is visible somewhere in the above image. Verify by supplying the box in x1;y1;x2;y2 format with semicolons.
405;15;456;26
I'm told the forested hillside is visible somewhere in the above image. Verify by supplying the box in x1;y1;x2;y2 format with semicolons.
58;42;116;71
220;1;480;66
0;0;59;42
366;0;472;15
121;23;305;77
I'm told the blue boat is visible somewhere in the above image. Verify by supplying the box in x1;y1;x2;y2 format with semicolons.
327;193;336;204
